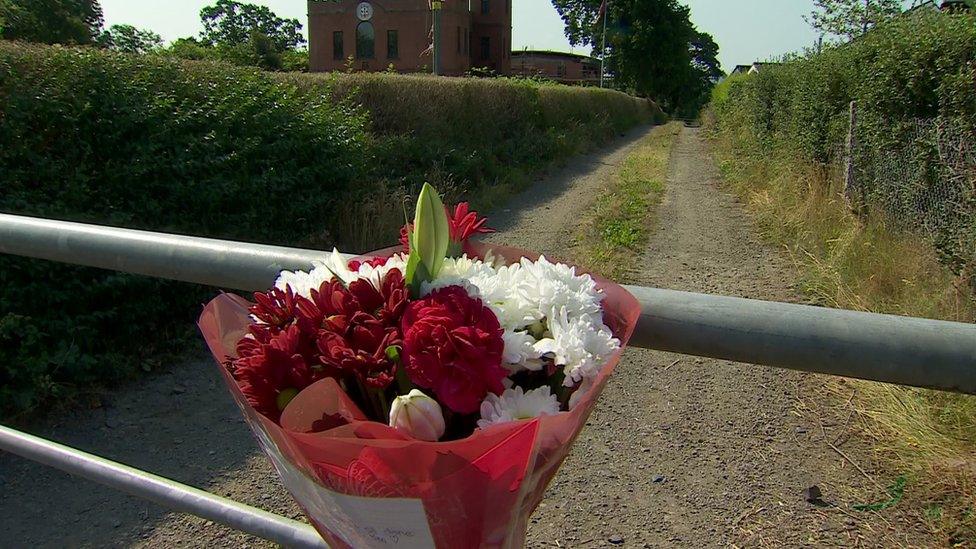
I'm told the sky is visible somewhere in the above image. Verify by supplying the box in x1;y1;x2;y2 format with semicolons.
99;1;913;72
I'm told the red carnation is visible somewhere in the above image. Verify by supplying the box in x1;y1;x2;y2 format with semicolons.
401;286;506;414
232;324;318;421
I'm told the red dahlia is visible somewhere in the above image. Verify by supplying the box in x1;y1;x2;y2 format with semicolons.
401;286;506;414
299;269;408;389
232;324;319;421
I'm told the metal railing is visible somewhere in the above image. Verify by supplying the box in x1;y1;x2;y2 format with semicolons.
1;212;975;546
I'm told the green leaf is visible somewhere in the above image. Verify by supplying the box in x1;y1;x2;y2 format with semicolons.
412;182;449;278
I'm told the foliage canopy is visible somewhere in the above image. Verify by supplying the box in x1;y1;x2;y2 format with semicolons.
551;0;721;116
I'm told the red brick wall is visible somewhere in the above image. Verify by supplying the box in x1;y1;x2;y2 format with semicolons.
511;53;601;85
309;0;510;76
470;0;512;74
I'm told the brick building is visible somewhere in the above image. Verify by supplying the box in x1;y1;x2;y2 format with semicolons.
308;0;512;75
511;50;601;86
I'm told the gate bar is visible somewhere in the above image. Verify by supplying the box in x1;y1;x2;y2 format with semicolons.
0;425;329;548
2;213;975;393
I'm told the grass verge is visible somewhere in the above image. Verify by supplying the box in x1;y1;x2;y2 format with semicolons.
574;123;682;280
705;119;976;545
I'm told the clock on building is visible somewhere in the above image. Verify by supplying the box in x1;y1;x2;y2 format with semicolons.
356;2;374;21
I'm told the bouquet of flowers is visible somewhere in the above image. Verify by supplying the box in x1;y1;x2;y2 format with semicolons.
199;184;640;548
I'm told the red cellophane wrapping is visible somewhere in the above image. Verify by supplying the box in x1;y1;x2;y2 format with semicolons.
198;243;640;548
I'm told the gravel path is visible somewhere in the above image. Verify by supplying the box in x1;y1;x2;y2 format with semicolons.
521;127;925;548
0;126;925;548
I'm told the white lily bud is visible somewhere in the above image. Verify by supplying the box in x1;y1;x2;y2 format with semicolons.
389;389;446;442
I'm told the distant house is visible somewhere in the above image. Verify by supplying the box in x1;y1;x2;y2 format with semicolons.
510;50;601;85
730;64;752;76
730;62;781;76
908;0;971;12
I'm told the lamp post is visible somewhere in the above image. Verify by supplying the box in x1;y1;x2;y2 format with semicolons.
432;1;443;75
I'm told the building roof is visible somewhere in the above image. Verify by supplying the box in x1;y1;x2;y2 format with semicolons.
511;50;599;63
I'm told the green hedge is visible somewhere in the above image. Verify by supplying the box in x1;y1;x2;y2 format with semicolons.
304;72;662;195
711;10;976;164
0;42;368;415
709;10;976;270
0;41;657;417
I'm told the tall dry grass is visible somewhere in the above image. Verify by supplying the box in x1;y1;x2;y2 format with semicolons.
706;118;976;544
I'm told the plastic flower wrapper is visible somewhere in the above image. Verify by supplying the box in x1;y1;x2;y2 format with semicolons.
198;186;640;548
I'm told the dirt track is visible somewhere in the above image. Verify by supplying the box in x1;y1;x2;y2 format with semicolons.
0;126;924;547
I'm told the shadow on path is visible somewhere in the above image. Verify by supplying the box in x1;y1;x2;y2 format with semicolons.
0;124;654;549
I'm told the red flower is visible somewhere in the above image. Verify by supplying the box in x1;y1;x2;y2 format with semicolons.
299;270;408;389
399;223;412;253
448;202;494;243
401;286;506;414
398;202;493;253
232;325;318;421
347;256;389;272
249;286;300;332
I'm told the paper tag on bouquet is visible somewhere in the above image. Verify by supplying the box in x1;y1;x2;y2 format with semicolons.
248;417;436;548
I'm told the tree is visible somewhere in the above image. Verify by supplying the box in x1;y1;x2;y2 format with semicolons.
199;0;305;51
0;0;103;44
97;24;163;54
685;31;723;115
551;0;721;116
805;0;903;41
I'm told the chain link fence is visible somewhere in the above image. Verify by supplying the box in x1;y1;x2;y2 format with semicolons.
844;109;976;277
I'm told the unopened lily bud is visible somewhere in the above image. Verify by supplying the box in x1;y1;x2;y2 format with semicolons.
389;389;446;442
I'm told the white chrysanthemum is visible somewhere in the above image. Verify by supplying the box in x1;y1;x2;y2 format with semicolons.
421;255;496;297
275;250;408;297
474;263;540;330
534;307;620;387
477;386;561;429
273;265;330;298
502;330;545;371
274;248;356;298
518;256;604;324
356;253;408;289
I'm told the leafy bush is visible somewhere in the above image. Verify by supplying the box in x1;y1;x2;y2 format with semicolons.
0;42;367;416
711;10;976;268
0;41;657;417
712;10;976;163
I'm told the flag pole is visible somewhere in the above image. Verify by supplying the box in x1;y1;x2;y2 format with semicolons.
599;1;608;88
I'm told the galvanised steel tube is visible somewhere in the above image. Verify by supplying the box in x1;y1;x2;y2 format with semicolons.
2;213;975;393
624;286;976;394
0;213;332;292
0;425;329;549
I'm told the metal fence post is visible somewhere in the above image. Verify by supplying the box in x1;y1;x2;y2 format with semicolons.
844;100;859;213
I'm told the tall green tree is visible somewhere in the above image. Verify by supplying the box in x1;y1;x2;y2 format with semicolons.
199;0;305;51
551;0;721;115
805;0;903;41
0;0;103;44
96;24;162;54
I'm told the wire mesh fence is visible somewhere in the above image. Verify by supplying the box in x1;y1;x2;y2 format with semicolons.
845;111;976;277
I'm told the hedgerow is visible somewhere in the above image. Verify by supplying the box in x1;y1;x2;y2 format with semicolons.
0;41;658;417
706;10;976;542
710;10;976;164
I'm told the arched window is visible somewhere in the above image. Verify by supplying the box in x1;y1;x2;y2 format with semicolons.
356;21;375;59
